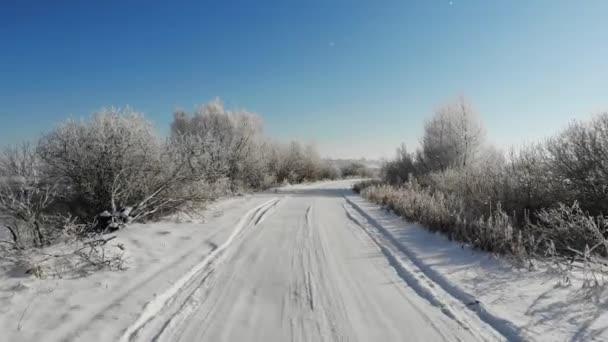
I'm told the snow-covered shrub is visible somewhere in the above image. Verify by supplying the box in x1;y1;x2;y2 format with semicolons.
359;182;529;259
119;133;233;223
0;181;58;248
166;133;229;185
530;203;608;257
270;142;302;183
0;143;60;248
352;179;383;194
361;182;455;233
497;143;564;222
11;235;127;279
318;163;340;180
421;161;506;220
419;97;485;172
269;141;328;184
369;103;608;261
170;98;270;190
381;144;418;185
37;108;162;219
546;113;608;216
36;108;221;226
340;161;373;178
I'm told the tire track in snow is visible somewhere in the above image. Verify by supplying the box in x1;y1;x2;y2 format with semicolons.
343;196;526;341
285;203;321;341
152;196;285;341
119;197;282;342
285;201;355;342
305;202;356;342
303;205;315;312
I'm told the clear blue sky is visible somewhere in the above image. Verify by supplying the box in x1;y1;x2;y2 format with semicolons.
1;0;607;158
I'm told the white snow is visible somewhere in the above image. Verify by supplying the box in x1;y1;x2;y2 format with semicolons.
345;189;608;341
0;180;607;341
0;195;275;341
119;197;282;342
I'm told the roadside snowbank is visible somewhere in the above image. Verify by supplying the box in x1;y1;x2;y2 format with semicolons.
346;194;608;341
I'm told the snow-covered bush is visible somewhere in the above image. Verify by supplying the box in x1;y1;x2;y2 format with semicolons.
37;108;162;219
0;98;332;241
268;141;329;184
352;179;382;193
531;203;608;257
0;99;339;267
546;113;608;216
419;97;485;172
381;144;418;185
340;161;373;178
0;180;57;248
371;101;608;261
170;98;270;190
358;182;529;259
317;163;340;180
0;143;60;248
35;107;225;227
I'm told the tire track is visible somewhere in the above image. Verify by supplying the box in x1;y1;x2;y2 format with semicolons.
343;197;512;341
155;196;285;342
119;197;282;342
285;201;355;342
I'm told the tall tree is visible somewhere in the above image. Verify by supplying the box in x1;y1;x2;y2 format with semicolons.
420;97;485;171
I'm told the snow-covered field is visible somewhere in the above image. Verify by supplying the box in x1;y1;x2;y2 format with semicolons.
1;180;607;341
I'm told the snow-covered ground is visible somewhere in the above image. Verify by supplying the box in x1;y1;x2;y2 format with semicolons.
345;193;608;341
1;180;606;341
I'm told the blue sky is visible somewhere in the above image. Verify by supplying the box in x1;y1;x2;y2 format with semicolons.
1;0;607;158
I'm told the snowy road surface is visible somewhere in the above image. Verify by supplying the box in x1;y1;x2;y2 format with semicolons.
1;180;514;341
118;181;505;342
4;180;605;341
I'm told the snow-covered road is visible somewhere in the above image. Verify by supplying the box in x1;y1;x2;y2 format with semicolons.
119;181;505;342
5;180;607;341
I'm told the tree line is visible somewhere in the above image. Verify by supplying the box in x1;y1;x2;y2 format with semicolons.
357;97;608;263
0;98;367;249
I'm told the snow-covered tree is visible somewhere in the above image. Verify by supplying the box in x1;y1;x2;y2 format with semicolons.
37;108;162;217
170;98;269;190
420;97;485;172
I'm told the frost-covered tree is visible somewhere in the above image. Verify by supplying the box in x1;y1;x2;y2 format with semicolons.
420;97;485;172
170;98;268;190
546;112;608;215
37;108;162;217
381;144;416;185
0;143;56;247
267;141;327;183
36;107;227;224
